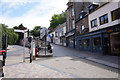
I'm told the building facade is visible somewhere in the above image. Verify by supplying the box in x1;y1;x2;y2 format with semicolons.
66;2;76;48
40;27;48;41
49;22;66;46
74;2;90;51
88;1;120;55
66;1;120;56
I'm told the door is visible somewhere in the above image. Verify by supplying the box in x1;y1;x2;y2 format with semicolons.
103;37;110;55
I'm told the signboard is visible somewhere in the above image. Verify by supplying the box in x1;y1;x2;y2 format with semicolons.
32;41;35;56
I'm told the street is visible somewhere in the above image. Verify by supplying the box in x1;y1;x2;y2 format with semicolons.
2;44;119;78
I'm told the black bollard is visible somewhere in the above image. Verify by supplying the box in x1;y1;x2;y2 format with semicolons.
30;53;32;63
2;52;6;66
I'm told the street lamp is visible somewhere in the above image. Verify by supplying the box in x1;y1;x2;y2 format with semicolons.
6;26;8;56
23;29;28;62
45;30;47;55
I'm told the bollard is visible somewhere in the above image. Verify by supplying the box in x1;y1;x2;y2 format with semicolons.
29;48;32;63
2;52;6;66
30;53;32;63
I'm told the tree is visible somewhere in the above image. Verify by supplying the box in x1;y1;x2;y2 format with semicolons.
30;26;41;37
7;28;19;45
49;11;66;29
13;24;27;30
1;24;19;49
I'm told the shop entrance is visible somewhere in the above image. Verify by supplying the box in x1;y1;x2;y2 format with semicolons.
110;32;120;55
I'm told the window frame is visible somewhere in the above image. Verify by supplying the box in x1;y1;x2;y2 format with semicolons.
91;18;97;28
111;8;120;21
99;14;108;25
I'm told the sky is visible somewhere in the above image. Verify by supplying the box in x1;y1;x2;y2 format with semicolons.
0;0;68;30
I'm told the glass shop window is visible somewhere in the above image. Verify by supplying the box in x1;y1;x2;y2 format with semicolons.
93;37;101;50
79;40;82;47
84;39;90;48
110;32;120;54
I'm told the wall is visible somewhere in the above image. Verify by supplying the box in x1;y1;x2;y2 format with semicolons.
89;2;119;32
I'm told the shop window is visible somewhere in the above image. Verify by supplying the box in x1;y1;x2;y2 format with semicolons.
69;38;74;44
79;40;82;47
99;14;108;25
110;32;120;54
91;19;97;28
93;37;101;50
84;39;90;48
111;8;120;21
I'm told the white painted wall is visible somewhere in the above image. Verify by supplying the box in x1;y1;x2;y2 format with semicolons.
89;2;119;32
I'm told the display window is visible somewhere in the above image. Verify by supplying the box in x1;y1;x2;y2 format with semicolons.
110;32;120;54
93;37;101;50
84;39;90;48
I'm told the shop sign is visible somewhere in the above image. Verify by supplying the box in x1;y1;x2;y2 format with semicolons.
107;29;114;32
107;27;120;32
115;27;120;31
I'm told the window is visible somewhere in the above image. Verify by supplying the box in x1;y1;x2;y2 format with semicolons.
99;14;108;25
93;37;101;50
80;15;83;19
55;32;58;37
91;19;97;28
84;39;90;48
72;8;74;16
81;25;85;31
72;20;75;29
110;32;120;54
111;8;120;21
79;40;82;47
69;38;74;44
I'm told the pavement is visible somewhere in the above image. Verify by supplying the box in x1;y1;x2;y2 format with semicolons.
1;45;119;78
52;44;120;70
3;62;74;78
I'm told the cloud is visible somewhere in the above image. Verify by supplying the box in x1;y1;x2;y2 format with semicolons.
0;0;68;30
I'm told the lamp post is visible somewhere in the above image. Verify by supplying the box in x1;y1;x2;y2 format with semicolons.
6;26;7;56
23;31;25;62
45;30;47;55
23;30;28;62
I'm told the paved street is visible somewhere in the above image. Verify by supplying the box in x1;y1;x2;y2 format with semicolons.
2;44;119;78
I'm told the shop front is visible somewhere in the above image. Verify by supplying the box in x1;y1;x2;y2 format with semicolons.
66;36;75;48
66;29;75;48
75;30;105;54
75;24;120;56
106;24;120;55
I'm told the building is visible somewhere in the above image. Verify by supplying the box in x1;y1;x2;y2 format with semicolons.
40;27;48;41
50;22;66;45
74;2;90;50
88;1;120;55
66;2;76;48
65;0;120;56
60;22;67;46
14;27;29;45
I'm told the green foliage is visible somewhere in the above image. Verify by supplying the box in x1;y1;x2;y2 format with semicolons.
7;28;19;45
2;24;19;49
30;26;41;37
13;24;27;30
49;11;66;29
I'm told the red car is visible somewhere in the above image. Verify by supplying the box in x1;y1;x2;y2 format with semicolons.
0;50;6;55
